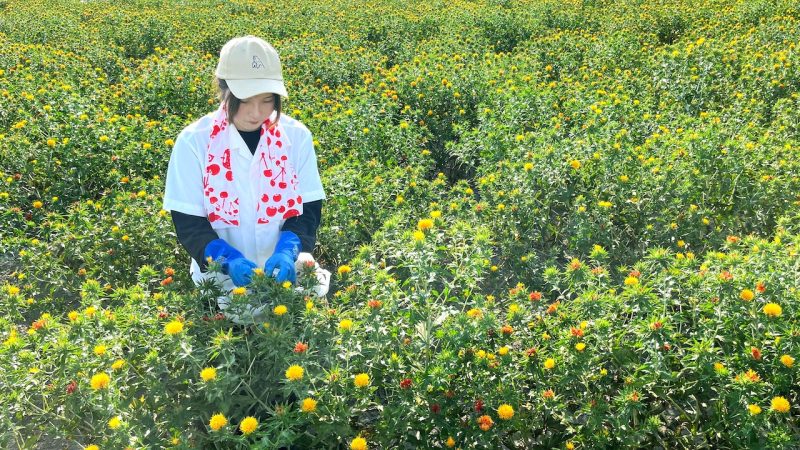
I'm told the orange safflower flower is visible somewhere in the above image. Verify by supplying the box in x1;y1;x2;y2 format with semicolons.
477;414;493;431
293;342;308;353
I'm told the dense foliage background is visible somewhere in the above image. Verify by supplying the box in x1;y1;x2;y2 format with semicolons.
1;0;799;448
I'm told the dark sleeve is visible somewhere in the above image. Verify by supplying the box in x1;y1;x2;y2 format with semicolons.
170;210;219;273
281;199;322;253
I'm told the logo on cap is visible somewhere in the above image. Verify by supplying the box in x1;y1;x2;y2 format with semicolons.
252;55;265;70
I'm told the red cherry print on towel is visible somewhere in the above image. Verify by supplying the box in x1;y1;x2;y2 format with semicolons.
281;155;287;161
263;169;273;177
220;191;228;199
261;194;270;203
276;140;282;148
278;206;286;213
288;199;295;207
225;171;233;181
210;196;218;204
283;209;299;219
267;137;272;145
266;207;277;217
275;130;281;138
297;195;303;204
208;212;220;222
222;149;231;169
279;182;287;189
208;164;220;175
272;194;282;202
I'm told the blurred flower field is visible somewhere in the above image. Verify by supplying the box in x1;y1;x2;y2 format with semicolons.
1;0;799;448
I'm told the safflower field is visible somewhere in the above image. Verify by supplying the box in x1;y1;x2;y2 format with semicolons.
1;0;800;448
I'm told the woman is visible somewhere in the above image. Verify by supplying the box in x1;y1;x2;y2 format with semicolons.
162;35;328;321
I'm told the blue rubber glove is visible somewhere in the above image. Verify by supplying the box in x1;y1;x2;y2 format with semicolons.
204;239;257;287
263;231;301;284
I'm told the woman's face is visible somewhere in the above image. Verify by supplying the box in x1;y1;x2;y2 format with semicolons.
232;92;275;132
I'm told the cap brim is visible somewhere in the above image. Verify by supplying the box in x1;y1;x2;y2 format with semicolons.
226;79;288;100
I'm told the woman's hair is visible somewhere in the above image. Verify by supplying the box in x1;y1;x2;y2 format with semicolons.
215;77;282;127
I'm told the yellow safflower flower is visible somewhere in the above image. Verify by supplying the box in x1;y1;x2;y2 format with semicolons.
770;396;790;413
575;342;586;352
90;372;110;390
498;346;509;356
466;308;482;319
164;320;183;335
544;358;555;370
232;287;247;295
497;404;514;420
209;413;227;431
239;416;258;435
417;218;434;231
111;359;125;371
624;276;639;286
354;373;370;388
780;355;795;368
285;365;304;381
93;345;106;356
763;303;782;317
740;289;754;301
748;404;762;415
301;397;317;412
569;159;581;169
446;436;456;447
339;319;353;332
200;367;217;382
273;305;288;316
108;415;121;429
350;437;368;450
337;265;352;276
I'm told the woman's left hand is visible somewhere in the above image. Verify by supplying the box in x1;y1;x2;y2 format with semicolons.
264;252;297;283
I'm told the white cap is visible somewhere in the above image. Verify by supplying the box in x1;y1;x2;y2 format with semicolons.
215;35;288;100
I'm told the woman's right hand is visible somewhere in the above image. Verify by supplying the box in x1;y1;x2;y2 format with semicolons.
203;238;257;287
226;257;258;287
